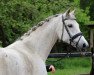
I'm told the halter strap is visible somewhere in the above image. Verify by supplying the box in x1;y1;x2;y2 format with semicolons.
61;15;83;48
61;16;71;40
70;32;82;42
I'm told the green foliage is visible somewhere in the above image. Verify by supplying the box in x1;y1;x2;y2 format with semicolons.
0;0;92;47
46;57;91;69
89;0;94;20
0;0;39;46
75;8;90;39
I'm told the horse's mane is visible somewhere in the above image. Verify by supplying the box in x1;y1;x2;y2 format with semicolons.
20;14;59;40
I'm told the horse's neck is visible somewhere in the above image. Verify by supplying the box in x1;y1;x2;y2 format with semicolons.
23;22;58;61
7;17;60;61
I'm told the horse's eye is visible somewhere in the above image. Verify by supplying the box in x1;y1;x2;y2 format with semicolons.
68;24;73;28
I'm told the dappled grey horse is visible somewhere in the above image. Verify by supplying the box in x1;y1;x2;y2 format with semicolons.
0;9;88;75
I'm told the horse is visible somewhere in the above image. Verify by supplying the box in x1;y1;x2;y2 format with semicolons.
0;9;88;75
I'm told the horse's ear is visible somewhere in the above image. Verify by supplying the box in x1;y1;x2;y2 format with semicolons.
70;9;76;15
65;8;71;17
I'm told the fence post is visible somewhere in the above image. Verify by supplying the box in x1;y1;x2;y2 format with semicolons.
90;29;94;49
88;24;94;50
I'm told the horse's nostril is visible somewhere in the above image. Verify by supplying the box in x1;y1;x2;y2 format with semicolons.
83;43;86;48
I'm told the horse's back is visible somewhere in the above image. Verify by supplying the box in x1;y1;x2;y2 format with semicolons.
0;48;33;75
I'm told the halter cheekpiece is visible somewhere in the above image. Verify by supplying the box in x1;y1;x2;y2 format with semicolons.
61;15;83;48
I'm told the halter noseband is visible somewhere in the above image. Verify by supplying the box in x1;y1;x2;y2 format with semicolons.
61;15;83;48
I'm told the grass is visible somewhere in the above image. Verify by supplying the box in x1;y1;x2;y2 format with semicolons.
47;57;91;75
48;68;90;75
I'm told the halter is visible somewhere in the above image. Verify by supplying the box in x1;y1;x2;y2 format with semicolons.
61;15;83;48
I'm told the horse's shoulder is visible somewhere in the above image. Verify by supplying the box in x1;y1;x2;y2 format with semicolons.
0;48;34;75
0;48;33;66
2;48;36;63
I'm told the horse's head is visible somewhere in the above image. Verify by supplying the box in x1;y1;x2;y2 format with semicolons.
56;9;89;50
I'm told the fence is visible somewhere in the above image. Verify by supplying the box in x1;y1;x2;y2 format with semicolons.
48;52;91;58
